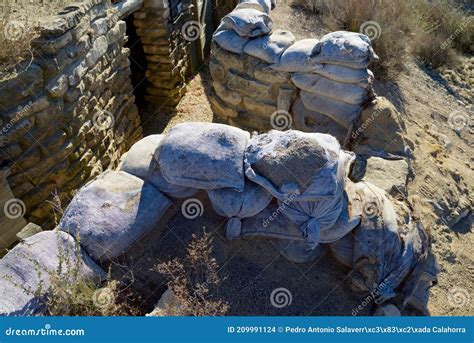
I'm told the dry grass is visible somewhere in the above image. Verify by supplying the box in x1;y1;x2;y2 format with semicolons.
154;231;229;316
293;0;474;78
43;195;137;316
0;14;39;81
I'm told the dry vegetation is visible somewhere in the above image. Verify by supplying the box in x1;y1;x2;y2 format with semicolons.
0;1;79;80
154;231;229;316
293;0;473;78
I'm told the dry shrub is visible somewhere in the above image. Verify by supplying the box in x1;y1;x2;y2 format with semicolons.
292;0;474;78
0;14;39;81
154;231;229;316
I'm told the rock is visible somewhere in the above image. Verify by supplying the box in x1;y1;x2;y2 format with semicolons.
85;35;108;67
16;223;43;241
353;97;410;158
0;231;105;316
59;170;171;261
362;157;409;196
146;289;184;316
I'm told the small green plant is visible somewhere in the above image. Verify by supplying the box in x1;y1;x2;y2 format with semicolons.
154;231;229;316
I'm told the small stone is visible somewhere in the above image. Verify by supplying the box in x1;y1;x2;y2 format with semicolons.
16;223;43;241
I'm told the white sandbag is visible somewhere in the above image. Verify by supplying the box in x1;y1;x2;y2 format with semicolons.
245;130;355;201
271;39;319;72
292;72;369;104
157;122;250;191
276;151;355;248
243;30;295;64
313;63;374;84
291;96;347;144
59;170;171;261
220;8;273;38
240;202;306;240
240;204;327;263
328;231;353;267
237;0;271;13
348;182;427;304
207;180;272;240
119;135;196;198
311;31;379;69
213;29;250;54
0;231;105;316
300;91;362;128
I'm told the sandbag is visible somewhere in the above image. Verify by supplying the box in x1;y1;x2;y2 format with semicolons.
292;72;369;105
220;8;273;38
300;91;362;128
237;0;271;13
59;171;171;261
311;31;379;69
271;39;319;72
0;231;105;316
245;130;354;201
339;181;427;304
213;29;250;54
208;180;272;240
240;203;327;263
276;150;355;248
157;122;250;191
313;63;374;84
243;30;295;64
291;96;347;144
240;201;307;240
119;135;196;198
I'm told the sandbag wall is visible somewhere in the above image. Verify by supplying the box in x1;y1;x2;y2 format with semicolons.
208;1;377;142
0;0;142;244
0;122;433;316
133;0;194;109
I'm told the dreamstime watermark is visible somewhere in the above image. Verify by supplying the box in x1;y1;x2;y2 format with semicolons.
3;20;26;41
181;21;202;42
362;199;380;219
359;21;381;41
262;190;300;228
351;107;383;140
352;281;389;316
3;198;26;219
270;110;292;130
92;287;115;309
447;287;470;308
92;110;115;130
0;101;33;147
5;323;85;337
447;110;472;132
181;198;204;219
440;16;473;50
270;287;292;308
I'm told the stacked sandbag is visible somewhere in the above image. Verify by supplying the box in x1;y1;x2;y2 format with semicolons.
295;31;378;129
328;180;432;308
156;122;250;191
119;135;197;198
59;170;171;261
0;231;105;316
207;179;272;239
213;8;273;54
244;130;355;248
